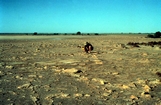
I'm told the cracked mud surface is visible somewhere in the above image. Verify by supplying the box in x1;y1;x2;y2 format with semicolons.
0;35;161;105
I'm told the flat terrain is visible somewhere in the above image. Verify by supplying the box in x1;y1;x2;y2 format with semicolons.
0;35;161;105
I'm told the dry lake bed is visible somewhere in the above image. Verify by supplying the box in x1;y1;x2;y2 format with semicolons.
0;35;161;105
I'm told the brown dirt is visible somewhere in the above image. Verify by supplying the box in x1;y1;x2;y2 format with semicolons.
0;35;161;105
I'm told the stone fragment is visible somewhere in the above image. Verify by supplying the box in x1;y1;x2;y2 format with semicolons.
94;60;103;64
28;75;37;78
112;72;119;75
8;91;17;95
15;75;23;80
128;83;137;88
60;93;70;98
44;66;48;70
155;46;161;50
149;79;160;85
0;71;4;76
0;63;3;67
51;93;70;98
38;75;43;78
5;65;14;69
55;69;62;72
92;78;106;85
143;85;151;92
30;95;38;102
74;93;83;97
141;92;151;98
142;53;148;56
119;84;130;89
17;83;31;89
45;96;54;105
115;43;127;48
137;79;146;85
100;80;105;85
130;95;138;100
62;68;82;74
71;74;81;77
103;92;111;96
84;94;90;97
43;85;51;90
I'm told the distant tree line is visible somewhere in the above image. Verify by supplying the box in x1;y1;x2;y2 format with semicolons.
147;31;161;38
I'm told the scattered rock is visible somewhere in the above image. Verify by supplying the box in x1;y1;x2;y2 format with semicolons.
44;66;48;70
94;60;103;64
38;75;43;78
142;53;148;56
84;94;90;97
5;65;14;69
141;92;151;98
143;85;151;92
128;83;137;88
114;43;127;48
28;75;37;78
8;91;17;95
15;75;23;80
130;95;138;100
92;78;107;85
119;84;130;89
44;96;54;105
43;85;51;91
30;95;38;102
149;79;161;86
155;46;161;50
0;71;5;76
71;74;81;77
137;79;146;84
36;48;41;52
103;92;111;96
55;93;70;98
1;36;161;104
73;93;83;97
62;68;82;74
112;72;119;75
55;69;62;72
0;63;3;68
138;58;150;63
17;83;31;89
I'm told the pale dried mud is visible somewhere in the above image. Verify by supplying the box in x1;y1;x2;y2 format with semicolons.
0;35;161;105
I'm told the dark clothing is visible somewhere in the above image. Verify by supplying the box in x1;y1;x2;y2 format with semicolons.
84;43;94;53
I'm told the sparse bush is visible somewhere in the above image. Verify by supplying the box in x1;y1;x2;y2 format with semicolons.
154;31;161;38
76;31;81;35
33;32;37;35
147;34;154;38
95;33;99;35
53;33;59;35
147;31;161;38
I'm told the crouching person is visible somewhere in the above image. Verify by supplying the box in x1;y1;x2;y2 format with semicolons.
84;42;94;53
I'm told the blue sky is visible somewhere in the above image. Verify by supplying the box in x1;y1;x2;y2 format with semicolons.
0;0;161;33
